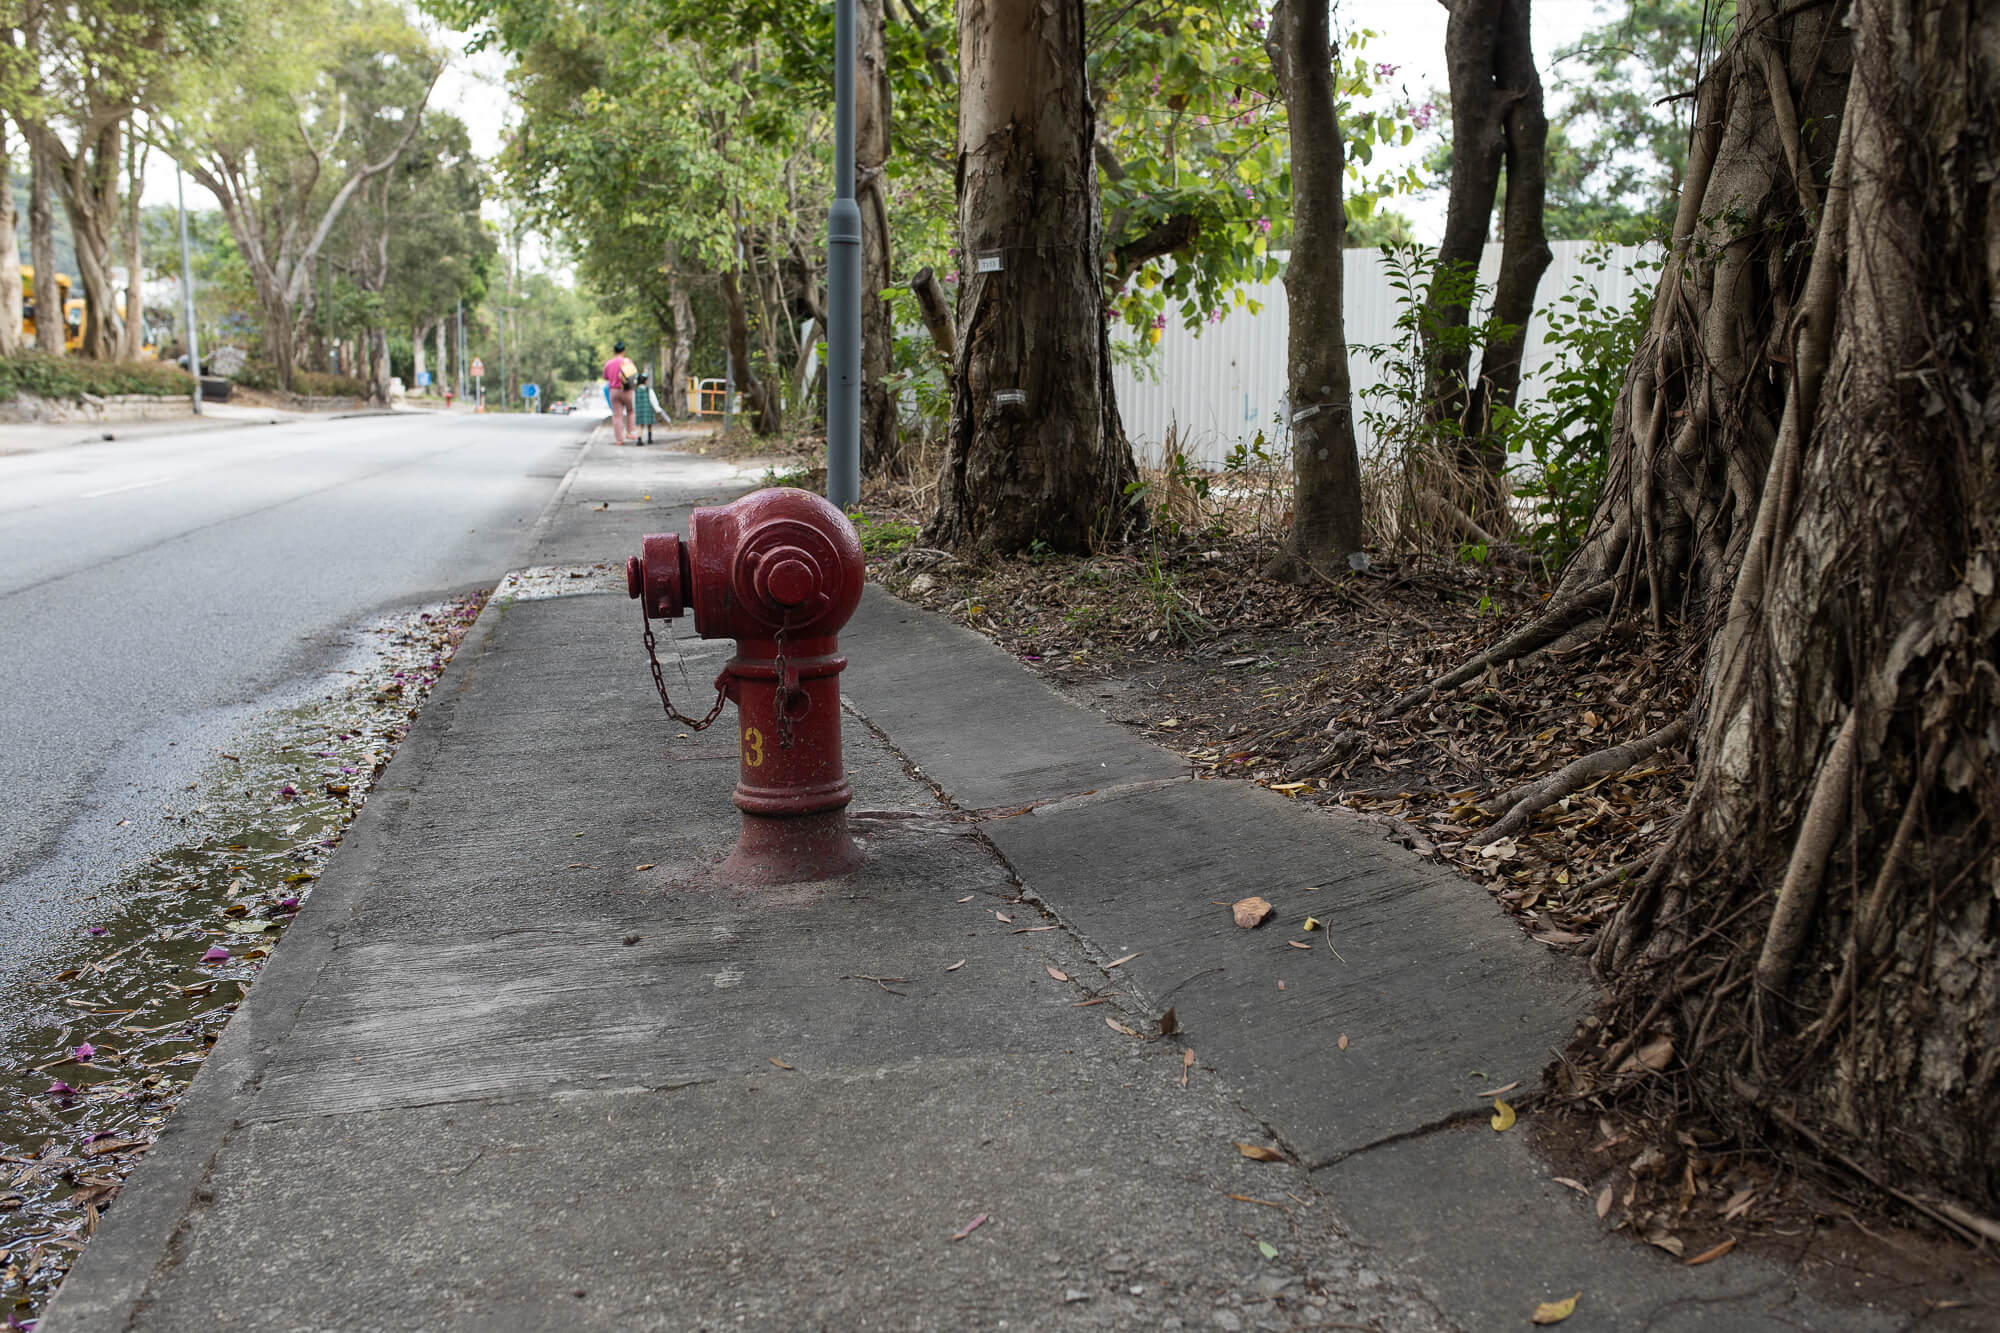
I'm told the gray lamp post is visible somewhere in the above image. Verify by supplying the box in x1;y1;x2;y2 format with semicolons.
825;0;861;510
175;165;202;415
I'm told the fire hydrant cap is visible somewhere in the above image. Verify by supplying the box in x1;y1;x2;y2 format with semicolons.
764;555;817;608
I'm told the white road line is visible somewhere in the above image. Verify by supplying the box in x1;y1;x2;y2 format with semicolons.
79;476;172;500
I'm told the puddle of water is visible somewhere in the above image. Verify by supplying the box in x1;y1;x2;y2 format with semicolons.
0;594;486;1327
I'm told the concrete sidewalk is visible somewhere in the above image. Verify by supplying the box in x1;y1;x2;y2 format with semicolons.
41;442;1929;1331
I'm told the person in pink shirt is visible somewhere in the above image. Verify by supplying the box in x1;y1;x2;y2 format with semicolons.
604;340;639;445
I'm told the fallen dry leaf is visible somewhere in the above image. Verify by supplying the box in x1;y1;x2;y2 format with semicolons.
1105;952;1139;969
1232;896;1274;928
956;894;974;903
768;1057;793;1070
1182;1048;1195;1088
1721;1187;1756;1221
82;1139;146;1158
993;911;1012;923
1596;1183;1615;1218
1288;940;1312;949
1105;1016;1141;1037
950;1213;988;1242
634;863;656;872
1686;1237;1736;1266
1552;1177;1588;1194
1045;964;1069;982
1234;1142;1285;1163
1337;1032;1349;1050
1302;916;1322;931
1645;1230;1686;1257
1158;1007;1179;1036
1531;1292;1580;1324
945;959;966;972
1477;1081;1522;1098
1635;1035;1675;1071
1491;1099;1517;1132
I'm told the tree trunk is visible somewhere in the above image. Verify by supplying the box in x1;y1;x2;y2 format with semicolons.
720;265;780;434
119;131;145;360
1579;0;2000;1218
1261;0;1364;583
436;317;448;396
926;0;1137;554
412;319;429;393
0;119;21;358
1427;0;1552;523
29;137;62;356
667;262;693;417
857;0;901;476
42;117;122;361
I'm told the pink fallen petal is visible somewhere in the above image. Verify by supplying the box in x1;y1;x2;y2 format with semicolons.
73;1043;95;1063
279;897;300;911
949;1213;989;1242
202;946;231;963
46;1081;74;1097
88;925;108;936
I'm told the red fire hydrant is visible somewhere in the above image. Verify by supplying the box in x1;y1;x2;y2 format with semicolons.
626;488;866;883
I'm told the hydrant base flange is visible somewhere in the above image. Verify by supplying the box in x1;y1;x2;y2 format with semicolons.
719;809;865;885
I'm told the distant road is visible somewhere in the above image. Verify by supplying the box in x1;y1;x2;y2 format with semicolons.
0;411;584;976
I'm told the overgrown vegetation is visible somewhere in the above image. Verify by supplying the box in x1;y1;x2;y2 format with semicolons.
0;352;192;402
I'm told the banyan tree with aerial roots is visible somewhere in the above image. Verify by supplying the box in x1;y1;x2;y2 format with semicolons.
1396;0;2000;1230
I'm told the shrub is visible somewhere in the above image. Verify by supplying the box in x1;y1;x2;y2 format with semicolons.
0;351;195;402
1498;244;1660;564
293;370;366;398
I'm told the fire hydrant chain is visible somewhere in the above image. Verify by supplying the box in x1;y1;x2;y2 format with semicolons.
640;603;728;731
772;626;798;751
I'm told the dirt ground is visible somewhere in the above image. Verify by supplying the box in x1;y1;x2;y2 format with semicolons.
816;450;1999;1320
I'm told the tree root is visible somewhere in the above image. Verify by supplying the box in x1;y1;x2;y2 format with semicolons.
1470;717;1689;848
1752;706;1857;994
1383;580;1616;718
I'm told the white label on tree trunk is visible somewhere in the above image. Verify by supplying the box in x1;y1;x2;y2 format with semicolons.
1291;404;1321;424
994;389;1027;407
976;253;1004;273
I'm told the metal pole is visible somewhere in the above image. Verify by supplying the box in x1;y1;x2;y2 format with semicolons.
174;165;202;415
825;0;861;509
456;298;465;400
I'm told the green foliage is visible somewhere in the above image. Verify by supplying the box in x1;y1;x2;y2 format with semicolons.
0;352;192;401
850;513;919;557
1499;244;1660;563
1356;242;1517;462
1546;0;1734;240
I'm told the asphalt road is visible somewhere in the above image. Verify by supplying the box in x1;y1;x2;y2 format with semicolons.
0;410;585;985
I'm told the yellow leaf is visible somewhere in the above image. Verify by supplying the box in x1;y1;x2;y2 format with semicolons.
1531;1292;1579;1324
1302;917;1321;931
1233;1142;1285;1162
768;1057;794;1070
1269;781;1308;794
1491;1099;1517;1132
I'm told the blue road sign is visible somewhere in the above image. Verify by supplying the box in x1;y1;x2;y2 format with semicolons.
416;371;431;387
521;383;539;399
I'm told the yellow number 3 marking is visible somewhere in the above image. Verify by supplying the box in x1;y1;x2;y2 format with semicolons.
742;726;765;768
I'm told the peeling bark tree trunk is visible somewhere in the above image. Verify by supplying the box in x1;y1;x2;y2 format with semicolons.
0;120;21;358
720;265;779;434
120;132;145;362
1261;0;1364;583
927;0;1138;554
1571;1;2000;1214
29;137;62;356
1428;0;1551;524
857;0;901;475
40;117;121;361
664;244;693;418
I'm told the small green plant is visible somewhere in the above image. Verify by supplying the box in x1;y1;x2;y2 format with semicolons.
1140;541;1212;646
759;464;815;489
850;512;919;557
1498;243;1660;564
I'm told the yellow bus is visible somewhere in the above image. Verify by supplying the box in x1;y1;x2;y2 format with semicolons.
19;265;85;352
